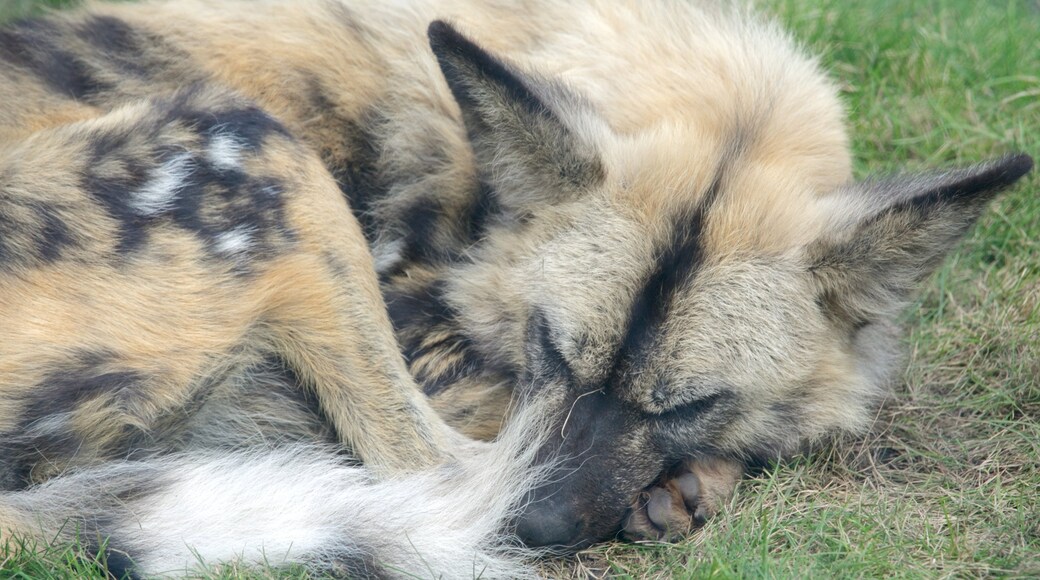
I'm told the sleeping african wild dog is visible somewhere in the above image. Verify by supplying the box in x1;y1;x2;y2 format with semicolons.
0;0;1033;576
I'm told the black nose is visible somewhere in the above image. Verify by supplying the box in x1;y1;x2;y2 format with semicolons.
514;502;584;547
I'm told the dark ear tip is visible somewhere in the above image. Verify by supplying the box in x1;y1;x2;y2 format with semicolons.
427;20;462;54
426;20;450;43
960;152;1034;198
1001;153;1034;181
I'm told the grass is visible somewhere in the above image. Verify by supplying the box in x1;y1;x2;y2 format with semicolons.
0;0;75;18
1;0;1038;578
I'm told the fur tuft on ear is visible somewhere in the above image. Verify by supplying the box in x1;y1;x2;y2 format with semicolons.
808;153;1033;328
427;21;604;214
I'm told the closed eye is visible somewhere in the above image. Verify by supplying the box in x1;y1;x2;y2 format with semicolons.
650;390;732;421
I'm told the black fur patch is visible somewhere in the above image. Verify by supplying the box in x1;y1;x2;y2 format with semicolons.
385;279;505;395
86;515;157;580
386;279;455;335
76;16;153;79
466;180;503;243
524;309;574;385
81;536;135;580
614;173;725;376
397;196;442;263
0;447;26;490
81;91;296;260
33;202;73;261
0;195;79;267
304;79;388;243
328;551;392;580
24;350;144;424
1;14;203;106
413;335;489;397
99;548;141;580
173;103;293;153
0;18;111;100
0;350;144;486
82;130;154;253
328;132;384;243
171;165;293;266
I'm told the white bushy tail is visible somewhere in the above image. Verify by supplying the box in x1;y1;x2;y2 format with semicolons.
1;402;553;578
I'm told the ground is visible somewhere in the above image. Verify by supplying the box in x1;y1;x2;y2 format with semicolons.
1;0;1037;578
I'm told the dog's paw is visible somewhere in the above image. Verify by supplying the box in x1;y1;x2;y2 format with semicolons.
621;474;696;542
622;457;743;542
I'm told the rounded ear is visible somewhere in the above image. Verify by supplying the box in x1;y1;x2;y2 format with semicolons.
427;21;605;215
807;154;1033;327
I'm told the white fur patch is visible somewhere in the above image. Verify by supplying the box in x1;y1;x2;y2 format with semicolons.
23;414;70;437
259;183;282;198
372;238;405;274
130;153;194;217
4;401;556;579
212;226;255;256
207;134;243;171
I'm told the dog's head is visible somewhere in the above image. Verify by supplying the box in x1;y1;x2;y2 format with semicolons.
427;21;1033;547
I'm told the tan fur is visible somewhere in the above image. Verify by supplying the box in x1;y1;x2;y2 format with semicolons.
0;87;456;483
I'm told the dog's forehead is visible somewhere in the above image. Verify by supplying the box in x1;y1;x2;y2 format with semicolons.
670;258;821;366
520;200;654;376
517;193;826;385
624;257;826;411
527;200;652;288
